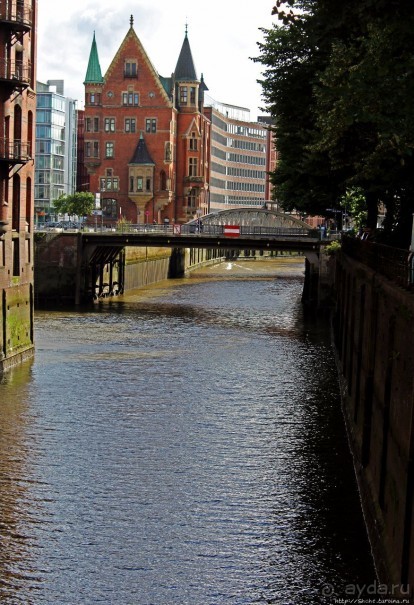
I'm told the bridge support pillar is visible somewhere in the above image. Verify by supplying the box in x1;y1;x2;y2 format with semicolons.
169;248;185;278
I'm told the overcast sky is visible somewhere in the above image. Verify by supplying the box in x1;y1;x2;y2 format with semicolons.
37;0;276;121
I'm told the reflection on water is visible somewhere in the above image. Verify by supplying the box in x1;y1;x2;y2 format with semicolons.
0;260;376;604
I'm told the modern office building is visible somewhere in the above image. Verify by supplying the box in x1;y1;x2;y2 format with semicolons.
34;80;77;223
83;18;211;224
0;0;37;371
204;97;276;212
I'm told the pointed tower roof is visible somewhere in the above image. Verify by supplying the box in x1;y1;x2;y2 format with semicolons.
129;133;155;165
174;26;198;81
84;32;104;84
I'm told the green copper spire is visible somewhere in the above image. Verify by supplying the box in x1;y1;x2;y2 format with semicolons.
84;32;104;84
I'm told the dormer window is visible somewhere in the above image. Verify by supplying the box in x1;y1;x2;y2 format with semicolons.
124;61;137;78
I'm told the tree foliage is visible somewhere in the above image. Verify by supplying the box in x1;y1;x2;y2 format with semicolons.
255;0;414;246
53;192;95;218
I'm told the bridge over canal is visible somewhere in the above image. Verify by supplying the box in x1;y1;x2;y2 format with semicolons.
35;209;331;306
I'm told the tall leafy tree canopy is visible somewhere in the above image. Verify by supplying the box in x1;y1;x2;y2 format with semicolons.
53;192;95;219
255;0;414;246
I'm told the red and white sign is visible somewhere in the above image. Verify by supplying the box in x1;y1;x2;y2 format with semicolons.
223;225;240;237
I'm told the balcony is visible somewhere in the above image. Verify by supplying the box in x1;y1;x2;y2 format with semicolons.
0;3;32;31
0;59;31;91
184;175;204;186
0;139;31;164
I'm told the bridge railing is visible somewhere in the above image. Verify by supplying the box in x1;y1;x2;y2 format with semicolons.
115;223;317;237
342;236;414;288
35;222;320;238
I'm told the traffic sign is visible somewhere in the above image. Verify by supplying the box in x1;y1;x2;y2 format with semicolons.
224;225;240;237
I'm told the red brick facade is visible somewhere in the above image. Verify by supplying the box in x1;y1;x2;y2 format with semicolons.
83;20;211;225
0;0;37;369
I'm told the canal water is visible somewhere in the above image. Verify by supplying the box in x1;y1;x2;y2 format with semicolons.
0;259;376;604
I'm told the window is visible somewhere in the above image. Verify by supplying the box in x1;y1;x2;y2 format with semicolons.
85;142;91;157
104;118;115;132
189;158;198;176
94;117;99;132
180;86;187;105
125;118;136;133
136;177;143;192
189;134;198;150
122;92;139;106
93;141;99;158
102;198;118;219
105;142;114;158
145;118;156;133
160;170;167;190
87;92;101;105
124;61;137;77
190;87;196;104
146;178;151;191
100;177;119;191
129;176;134;192
187;189;197;208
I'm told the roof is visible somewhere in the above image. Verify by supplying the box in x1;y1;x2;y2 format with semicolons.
84;32;104;84
103;21;173;107
174;32;198;82
129;133;155;165
159;75;173;96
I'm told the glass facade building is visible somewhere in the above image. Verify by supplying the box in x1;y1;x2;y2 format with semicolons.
34;80;78;222
204;96;270;212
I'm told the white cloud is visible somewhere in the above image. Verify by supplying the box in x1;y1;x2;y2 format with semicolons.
37;0;276;120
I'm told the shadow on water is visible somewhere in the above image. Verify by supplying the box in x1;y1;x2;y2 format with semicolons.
1;261;377;604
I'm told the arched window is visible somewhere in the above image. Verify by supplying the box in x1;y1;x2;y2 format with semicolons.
12;174;20;231
14;105;22;158
160;170;167;190
26;176;32;229
28;111;33;157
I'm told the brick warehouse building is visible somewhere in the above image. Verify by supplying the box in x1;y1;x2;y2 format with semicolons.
0;0;37;371
83;17;211;225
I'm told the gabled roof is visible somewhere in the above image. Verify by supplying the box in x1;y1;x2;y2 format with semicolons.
174;30;198;82
104;22;172;106
129;133;155;165
184;117;201;137
84;32;104;84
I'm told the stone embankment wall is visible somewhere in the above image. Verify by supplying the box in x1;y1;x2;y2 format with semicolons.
34;233;224;305
334;250;414;599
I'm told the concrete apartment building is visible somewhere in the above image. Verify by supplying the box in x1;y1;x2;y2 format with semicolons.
204;97;276;212
35;80;77;223
0;0;37;371
83;17;211;224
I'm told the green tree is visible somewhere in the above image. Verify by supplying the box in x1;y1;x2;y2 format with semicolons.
256;0;414;246
340;188;367;231
53;192;95;219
